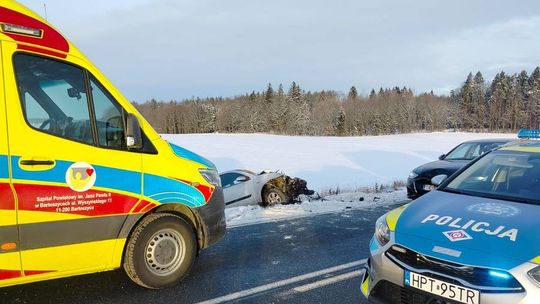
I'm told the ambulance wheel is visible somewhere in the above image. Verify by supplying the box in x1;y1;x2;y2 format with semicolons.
263;188;288;206
123;213;197;289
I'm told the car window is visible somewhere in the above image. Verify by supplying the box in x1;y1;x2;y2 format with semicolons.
23;92;49;128
90;77;126;150
469;144;481;158
444;151;540;204
444;143;472;160
14;54;93;144
220;173;241;188
220;173;249;188
478;142;505;155
445;143;489;160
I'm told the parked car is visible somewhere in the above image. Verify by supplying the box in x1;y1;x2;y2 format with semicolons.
220;170;314;207
362;129;540;304
407;138;513;199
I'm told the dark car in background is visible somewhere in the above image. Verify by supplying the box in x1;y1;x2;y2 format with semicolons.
406;138;513;199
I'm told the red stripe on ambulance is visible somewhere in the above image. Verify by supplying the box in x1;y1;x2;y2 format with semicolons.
0;183;15;210
15;184;139;216
0;270;21;280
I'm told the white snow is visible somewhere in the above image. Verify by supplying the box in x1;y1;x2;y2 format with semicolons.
162;132;515;191
162;132;515;226
225;189;406;227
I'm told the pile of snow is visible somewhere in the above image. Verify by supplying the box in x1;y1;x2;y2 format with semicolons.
163;132;514;191
225;189;407;228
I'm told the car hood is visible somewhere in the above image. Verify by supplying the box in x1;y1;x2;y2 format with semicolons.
394;190;540;270
169;143;216;169
413;160;468;177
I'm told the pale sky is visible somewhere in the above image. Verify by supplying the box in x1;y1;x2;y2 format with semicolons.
18;0;540;102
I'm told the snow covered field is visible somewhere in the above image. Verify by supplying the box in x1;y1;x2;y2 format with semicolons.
163;132;515;226
163;132;514;191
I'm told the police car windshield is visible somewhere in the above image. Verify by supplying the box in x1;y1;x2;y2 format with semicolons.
443;150;540;204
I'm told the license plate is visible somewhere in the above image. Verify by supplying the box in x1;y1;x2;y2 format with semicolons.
423;184;435;191
405;271;480;304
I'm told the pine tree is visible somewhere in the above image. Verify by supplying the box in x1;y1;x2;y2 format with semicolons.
471;72;486;130
265;83;274;104
348;86;358;101
517;70;530;127
529;67;540;128
459;73;474;129
287;82;310;134
369;89;376;99
507;75;521;130
489;72;510;131
288;81;302;104
333;107;346;136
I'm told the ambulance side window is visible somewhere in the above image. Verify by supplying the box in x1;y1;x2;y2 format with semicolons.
89;77;126;150
23;93;49;128
13;54;94;145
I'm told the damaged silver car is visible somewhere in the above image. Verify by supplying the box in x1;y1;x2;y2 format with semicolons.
220;170;314;207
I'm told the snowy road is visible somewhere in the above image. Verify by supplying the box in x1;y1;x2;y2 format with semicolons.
1;202;405;304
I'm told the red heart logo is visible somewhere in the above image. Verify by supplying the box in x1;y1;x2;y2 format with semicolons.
86;168;94;176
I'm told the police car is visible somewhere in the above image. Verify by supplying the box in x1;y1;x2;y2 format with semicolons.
361;129;540;304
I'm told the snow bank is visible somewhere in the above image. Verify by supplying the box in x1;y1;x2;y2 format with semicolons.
225;189;406;228
162;132;514;191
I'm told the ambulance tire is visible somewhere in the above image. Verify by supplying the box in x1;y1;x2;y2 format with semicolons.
123;213;197;289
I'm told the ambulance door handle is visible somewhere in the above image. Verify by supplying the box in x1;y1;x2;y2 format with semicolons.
20;160;54;166
18;158;56;171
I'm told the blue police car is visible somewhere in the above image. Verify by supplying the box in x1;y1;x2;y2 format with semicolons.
362;130;540;304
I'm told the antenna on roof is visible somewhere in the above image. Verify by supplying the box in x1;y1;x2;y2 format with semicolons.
43;3;48;21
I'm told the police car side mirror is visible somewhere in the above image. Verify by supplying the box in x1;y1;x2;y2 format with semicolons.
431;174;448;187
438;154;445;160
126;113;143;150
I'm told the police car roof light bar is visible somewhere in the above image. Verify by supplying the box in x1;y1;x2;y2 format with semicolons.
517;129;540;139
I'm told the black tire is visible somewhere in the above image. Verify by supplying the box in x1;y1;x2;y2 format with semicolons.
123;213;197;289
263;188;288;206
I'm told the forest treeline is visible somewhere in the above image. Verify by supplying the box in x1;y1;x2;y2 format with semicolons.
134;67;540;136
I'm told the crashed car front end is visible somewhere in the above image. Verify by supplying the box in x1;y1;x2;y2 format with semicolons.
260;171;315;203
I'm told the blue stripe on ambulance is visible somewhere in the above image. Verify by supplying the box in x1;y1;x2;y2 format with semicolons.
0;155;8;179
168;143;216;169
9;156;205;207
10;156;141;194
143;173;205;207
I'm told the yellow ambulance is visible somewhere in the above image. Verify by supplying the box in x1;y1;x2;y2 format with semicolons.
0;0;225;289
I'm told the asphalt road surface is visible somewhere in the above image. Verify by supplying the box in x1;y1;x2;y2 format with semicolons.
2;201;406;304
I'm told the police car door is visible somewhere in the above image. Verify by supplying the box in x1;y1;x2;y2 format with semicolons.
0;41;22;283
3;46;142;275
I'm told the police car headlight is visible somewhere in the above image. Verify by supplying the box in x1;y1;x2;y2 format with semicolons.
375;215;390;246
408;171;418;179
528;266;540;284
199;168;221;187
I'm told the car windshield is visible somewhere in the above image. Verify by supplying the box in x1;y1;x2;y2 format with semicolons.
444;142;505;160
443;150;540;204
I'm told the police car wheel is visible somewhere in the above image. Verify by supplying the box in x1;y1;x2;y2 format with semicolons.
263;188;287;206
123;213;197;289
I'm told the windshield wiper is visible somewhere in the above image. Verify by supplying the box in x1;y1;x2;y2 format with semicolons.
442;188;540;205
439;188;465;195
